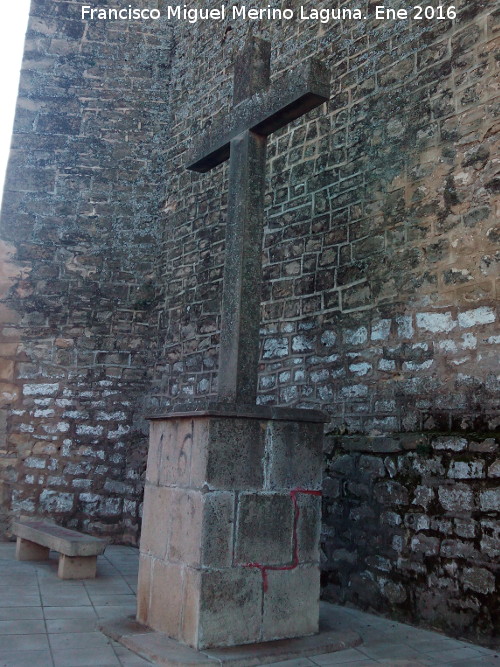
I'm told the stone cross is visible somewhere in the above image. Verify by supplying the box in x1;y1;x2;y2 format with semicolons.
187;38;329;404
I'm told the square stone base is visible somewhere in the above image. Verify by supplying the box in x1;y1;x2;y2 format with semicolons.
139;406;327;650
101;606;362;667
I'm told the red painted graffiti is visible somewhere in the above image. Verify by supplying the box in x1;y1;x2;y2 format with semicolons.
242;488;322;593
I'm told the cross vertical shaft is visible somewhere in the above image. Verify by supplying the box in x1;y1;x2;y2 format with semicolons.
218;130;266;403
218;39;271;403
187;38;329;405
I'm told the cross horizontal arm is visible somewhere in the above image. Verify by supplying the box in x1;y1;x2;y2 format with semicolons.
187;60;330;173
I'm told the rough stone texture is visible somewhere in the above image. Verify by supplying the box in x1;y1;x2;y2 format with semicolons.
0;0;173;541
138;413;323;649
235;493;294;565
322;433;499;646
0;0;498;646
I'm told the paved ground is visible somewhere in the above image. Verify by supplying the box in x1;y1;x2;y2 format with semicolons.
0;542;497;667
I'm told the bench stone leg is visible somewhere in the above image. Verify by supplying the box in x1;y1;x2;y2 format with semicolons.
58;554;97;579
16;537;50;561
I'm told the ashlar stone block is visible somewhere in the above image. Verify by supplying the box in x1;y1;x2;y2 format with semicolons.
167;488;204;566
147;560;185;637
206;418;265;489
264;420;323;491
295;492;322;563
235;493;294;566
198;568;262;648
262;565;320;641
136;553;152;625
180;566;201;647
140;484;172;560
201;491;235;568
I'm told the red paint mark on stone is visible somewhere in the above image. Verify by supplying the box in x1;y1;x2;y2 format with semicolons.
243;488;322;593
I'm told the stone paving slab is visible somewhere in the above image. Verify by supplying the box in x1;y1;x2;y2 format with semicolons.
0;542;498;667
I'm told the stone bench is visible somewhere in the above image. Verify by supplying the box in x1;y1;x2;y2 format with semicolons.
12;520;107;579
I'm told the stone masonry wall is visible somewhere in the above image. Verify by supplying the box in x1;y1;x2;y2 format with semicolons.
0;0;498;642
0;0;172;541
322;432;499;645
154;0;499;430
152;0;499;642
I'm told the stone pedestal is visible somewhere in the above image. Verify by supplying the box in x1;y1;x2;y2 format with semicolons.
137;403;327;650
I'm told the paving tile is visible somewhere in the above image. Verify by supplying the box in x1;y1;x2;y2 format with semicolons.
105;561;139;570
354;633;415;648
467;646;499;656
0;559;34;574
40;589;92;606
0;606;44;620
52;645;121;667
0;583;40;596
97;559;117;574
0;619;46;635
311;663;376;667
88;594;136;606
311;648;370;665
407;638;475;652
46;617;99;634
84;579;134;595
96;569;123;578
357;643;426;661
379;629;439;641
0;573;38;585
43;605;98;620
266;658;318;667
105;550;139;560
103;562;137;571
439;659;500;667
93;604;137;620
115;658;155;666
48;630;113;650
39;580;87;592
0;649;54;667
113;649;155;666
0;633;50;651
107;568;139;577
423;647;490;662
36;564;61;578
0;591;41;607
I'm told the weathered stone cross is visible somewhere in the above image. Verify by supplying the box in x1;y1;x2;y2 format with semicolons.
187;38;329;404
